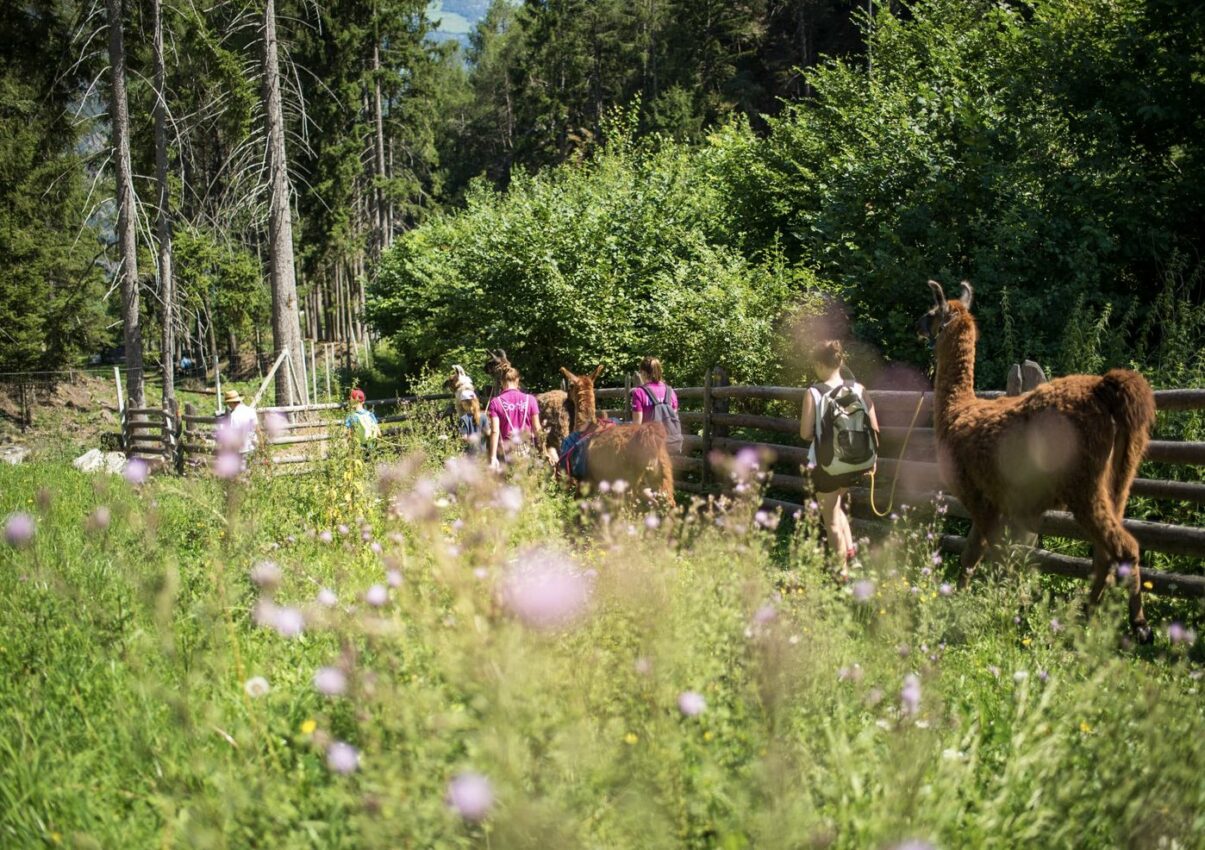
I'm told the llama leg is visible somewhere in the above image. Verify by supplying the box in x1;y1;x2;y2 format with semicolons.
1069;488;1151;643
657;448;676;508
958;511;999;589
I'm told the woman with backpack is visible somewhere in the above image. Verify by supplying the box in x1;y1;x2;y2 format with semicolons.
799;341;880;579
630;356;685;454
487;364;544;470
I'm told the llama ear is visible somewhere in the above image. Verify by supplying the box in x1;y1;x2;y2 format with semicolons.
591;364;604;382
928;280;947;310
560;366;577;382
959;281;974;311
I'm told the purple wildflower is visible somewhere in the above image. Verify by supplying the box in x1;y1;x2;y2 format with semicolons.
4;512;35;548
645;513;661;530
446;772;494;822
214;451;242;479
1116;561;1133;581
939;583;953;596
900;674;921;716
364;584;388;607
316;587;337;607
314;666;348;696
677;691;707;717
123;457;148;485
501;549;591;631
318;530;333;544
753;604;777;625
851;580;875;603
1168;623;1196;646
326;741;359;774
386;569;403;588
249;560;282;591
931;552;943;566
1050;618;1063;633
272;606;304;638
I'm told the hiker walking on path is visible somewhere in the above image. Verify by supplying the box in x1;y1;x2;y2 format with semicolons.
218;389;259;459
487;364;543;470
799;341;880;580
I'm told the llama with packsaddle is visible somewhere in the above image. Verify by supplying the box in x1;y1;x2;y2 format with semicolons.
917;280;1156;641
558;365;676;506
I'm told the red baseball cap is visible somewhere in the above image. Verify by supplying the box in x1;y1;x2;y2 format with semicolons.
349;388;366;403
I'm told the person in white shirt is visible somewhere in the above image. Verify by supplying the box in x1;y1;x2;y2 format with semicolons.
220;389;259;456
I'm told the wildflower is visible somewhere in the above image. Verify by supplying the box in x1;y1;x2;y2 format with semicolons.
753;604;777;625
273;607;305;638
338;524;349;535
86;503;110;530
249;560;282;591
897;643;911;658
634;656;653;676
645;513;661;530
365;584;388;607
1116;561;1133;581
1050;617;1063;633
1079;720;1093;734
4;512;35;548
1168;623;1196;646
316;587;337;607
624;732;638;745
921;567;931;577
851;580;875;603
263;412;288;439
754;510;778;530
300;718;317;735
598;480;611;494
931;552;943;566
214;451;242;479
939;583;953;596
1038;670;1049;682
988;665;1001;679
838;664;863;683
612;479;628;494
243;676;270;698
677;691;707;717
473;567;489;581
385;568;403;588
123;457;148;485
318;530;333;544
501;549;591;631
900;674;921;716
314;666;348;696
370;541;382;554
446;772;493;822
326;741;359;774
807;500;819;513
494;485;523;515
1013;670;1029;683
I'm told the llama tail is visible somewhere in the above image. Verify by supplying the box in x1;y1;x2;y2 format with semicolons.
1095;369;1156;512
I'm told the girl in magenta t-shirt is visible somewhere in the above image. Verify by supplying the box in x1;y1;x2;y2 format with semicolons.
630;356;678;423
487;364;543;468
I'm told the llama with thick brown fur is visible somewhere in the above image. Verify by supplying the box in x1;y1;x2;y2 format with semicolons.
482;350;571;454
917;280;1156;641
559;365;676;507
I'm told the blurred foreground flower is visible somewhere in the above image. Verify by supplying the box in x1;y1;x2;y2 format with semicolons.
214;451;242;479
326;741;359;774
86;506;111;533
243;676;270;698
851;580;875;603
316;587;337;607
365;584;388;607
900;674;921;716
678;691;707;717
249;560;282;591
501;549;591;631
254;601;304;638
4;512;35;548
123;457;148;485
314;666;348;696
446;772;494;822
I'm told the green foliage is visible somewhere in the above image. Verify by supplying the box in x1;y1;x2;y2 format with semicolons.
1;438;1202;848
371;125;810;387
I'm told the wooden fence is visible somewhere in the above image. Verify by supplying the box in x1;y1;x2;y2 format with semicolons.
596;374;1205;599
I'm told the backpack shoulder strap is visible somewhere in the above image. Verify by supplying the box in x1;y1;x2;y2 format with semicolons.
636;382;656;407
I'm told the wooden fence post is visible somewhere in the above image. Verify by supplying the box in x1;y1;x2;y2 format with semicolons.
701;367;714;488
623;373;632;423
712;366;730;439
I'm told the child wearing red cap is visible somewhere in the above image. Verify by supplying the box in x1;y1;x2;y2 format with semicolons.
345;388;381;448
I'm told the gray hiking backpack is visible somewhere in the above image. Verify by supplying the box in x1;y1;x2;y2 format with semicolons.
638;382;683;453
810;381;877;477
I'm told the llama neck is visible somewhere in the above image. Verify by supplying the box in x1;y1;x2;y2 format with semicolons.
576;387;596;428
934;317;977;422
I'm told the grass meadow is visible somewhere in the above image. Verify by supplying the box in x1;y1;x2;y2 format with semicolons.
1;428;1203;849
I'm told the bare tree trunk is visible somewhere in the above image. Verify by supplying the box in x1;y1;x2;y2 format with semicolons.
152;0;175;407
372;40;391;256
107;0;144;408
263;0;308;405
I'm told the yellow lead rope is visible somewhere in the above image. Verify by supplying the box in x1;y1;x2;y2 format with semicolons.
867;394;926;517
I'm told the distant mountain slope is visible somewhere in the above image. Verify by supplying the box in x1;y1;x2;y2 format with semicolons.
427;0;492;45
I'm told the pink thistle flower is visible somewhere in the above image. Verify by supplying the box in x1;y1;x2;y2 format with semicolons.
86;506;111;533
644;513;661;530
1168;623;1196;646
1116;562;1133;581
939;583;953;596
365;584;388;607
272;607;304;638
501;549;591;631
316;587;337;607
4;512;35;548
386;569;403;588
249;560;282;591
262;412;288;439
753;604;777;625
318;530;333;544
851;580;875;603
677;690;706;716
123;457;148;485
446;772;494;822
900;674;921;716
214;451;242;479
612;479;628;494
314;666;348;696
370;541;382;554
931;552;943;566
326;741;359;774
337;524;349;535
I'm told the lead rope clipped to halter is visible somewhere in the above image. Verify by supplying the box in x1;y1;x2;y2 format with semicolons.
867;393;926;518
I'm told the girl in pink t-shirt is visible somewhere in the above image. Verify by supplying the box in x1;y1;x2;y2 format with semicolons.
630;356;678;423
487;364;543;468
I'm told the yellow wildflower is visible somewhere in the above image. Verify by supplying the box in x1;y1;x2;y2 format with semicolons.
624;732;638;745
703;730;714;742
1079;721;1093;734
1143;581;1153;590
300;719;317;735
1021;637;1032;646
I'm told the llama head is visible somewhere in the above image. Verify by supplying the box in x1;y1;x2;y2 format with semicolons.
559;366;602;424
483;349;510;381
917;280;974;345
443;365;475;393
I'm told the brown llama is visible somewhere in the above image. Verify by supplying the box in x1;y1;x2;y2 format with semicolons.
917;280;1156;642
559;365;676;507
482;350;571;454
